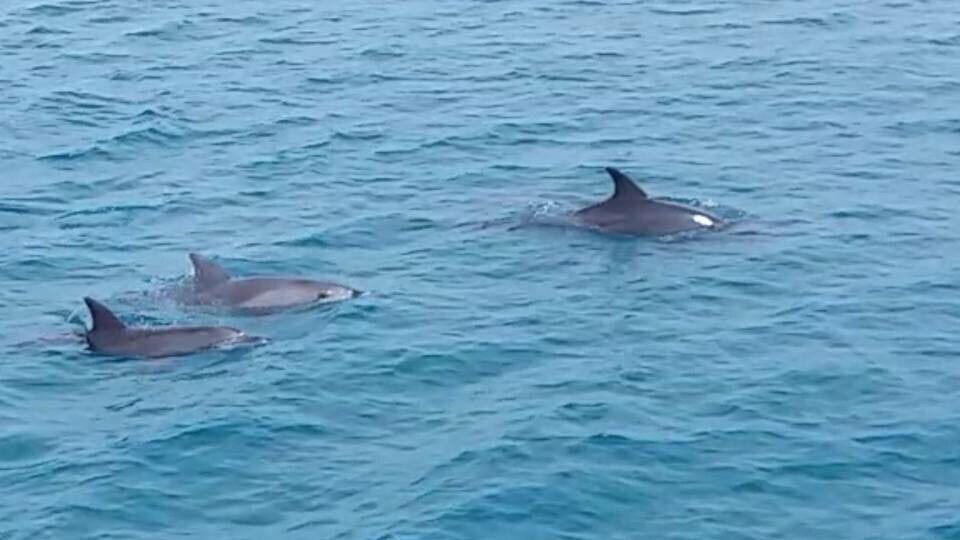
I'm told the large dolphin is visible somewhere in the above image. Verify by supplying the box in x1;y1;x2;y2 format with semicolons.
573;167;723;236
83;297;250;359
180;253;360;314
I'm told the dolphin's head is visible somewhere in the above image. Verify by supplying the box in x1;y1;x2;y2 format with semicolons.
219;279;361;313
303;281;362;303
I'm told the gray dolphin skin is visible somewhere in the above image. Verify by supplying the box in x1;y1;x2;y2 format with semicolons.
183;253;360;313
83;297;247;359
574;167;723;236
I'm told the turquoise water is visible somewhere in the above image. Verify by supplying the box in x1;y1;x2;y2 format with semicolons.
3;0;960;537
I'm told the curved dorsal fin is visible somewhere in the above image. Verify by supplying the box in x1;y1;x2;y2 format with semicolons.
606;167;647;200
189;253;231;288
83;297;126;332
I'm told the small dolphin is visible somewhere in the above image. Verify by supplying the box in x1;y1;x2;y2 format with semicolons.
182;253;360;314
83;297;249;359
574;167;723;236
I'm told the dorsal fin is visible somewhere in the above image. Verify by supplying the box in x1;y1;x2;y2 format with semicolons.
606;167;648;200
189;253;231;288
83;297;126;332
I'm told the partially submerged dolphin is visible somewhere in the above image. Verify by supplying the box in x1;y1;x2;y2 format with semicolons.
181;253;360;314
83;297;249;359
574;167;723;236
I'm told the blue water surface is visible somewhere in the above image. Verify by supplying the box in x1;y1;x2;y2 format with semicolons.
2;0;960;538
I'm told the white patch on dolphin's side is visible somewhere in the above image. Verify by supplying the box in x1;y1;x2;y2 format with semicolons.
319;287;357;302
691;214;715;227
239;289;316;309
218;332;268;350
238;286;355;310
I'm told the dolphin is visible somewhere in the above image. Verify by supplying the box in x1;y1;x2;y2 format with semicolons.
573;167;723;236
180;253;360;314
82;297;249;359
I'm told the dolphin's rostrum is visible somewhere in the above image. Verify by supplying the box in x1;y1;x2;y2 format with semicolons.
83;297;249;359
574;167;723;236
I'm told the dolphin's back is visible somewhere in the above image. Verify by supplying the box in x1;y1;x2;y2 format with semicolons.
184;253;358;312
574;168;722;235
89;326;243;358
82;296;250;359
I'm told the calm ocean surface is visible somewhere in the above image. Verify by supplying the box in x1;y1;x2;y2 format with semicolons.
2;0;960;538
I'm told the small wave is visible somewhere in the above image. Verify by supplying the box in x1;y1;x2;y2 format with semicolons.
561;51;627;61
259;37;336;46
38;145;114;162
108;70;152;82
649;7;722;15
763;17;829;27
23;2;88;16
87;15;129;23
275;115;318;127
132;107;169;121
305;75;338;85
930;522;960;538
109;126;184;147
359;47;405;58
331;130;385;142
420;135;480;149
929;34;960;46
125;26;174;38
146;62;201;73
26;25;71;35
707;22;751;29
11;330;85;351
58;203;163;220
213;15;269;26
366;72;406;83
125;20;227;42
47;89;130;108
887;118;960;135
57;51;130;64
470;200;572;232
0;201;59;216
276;234;336;248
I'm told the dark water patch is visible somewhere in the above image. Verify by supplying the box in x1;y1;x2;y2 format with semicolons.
0;432;54;464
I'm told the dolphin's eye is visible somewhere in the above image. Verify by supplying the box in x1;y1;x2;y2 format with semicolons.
316;292;330;299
